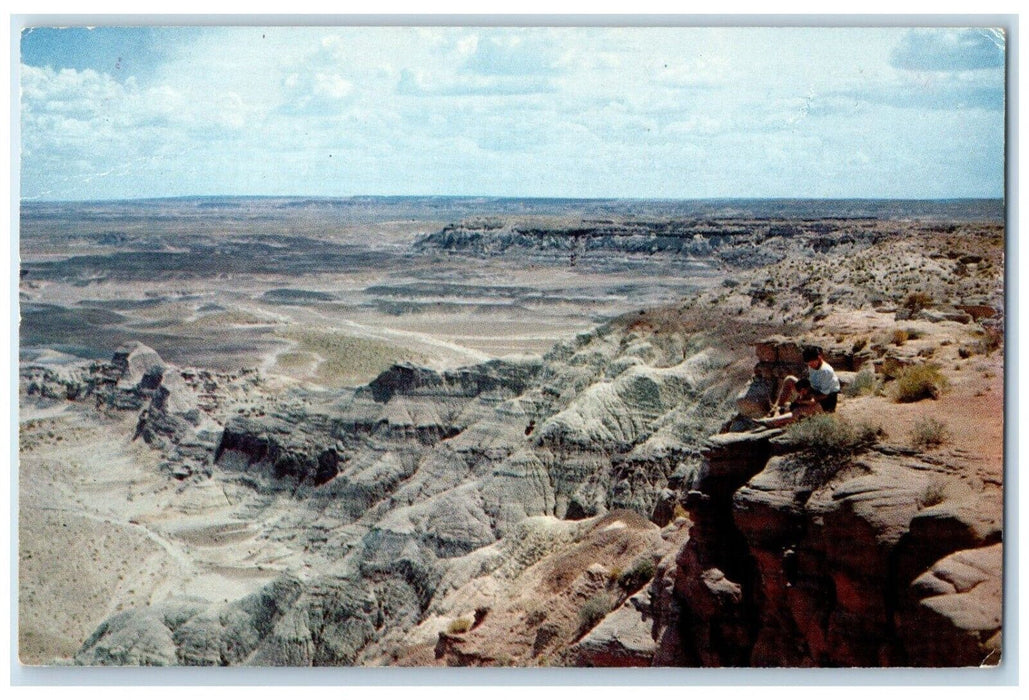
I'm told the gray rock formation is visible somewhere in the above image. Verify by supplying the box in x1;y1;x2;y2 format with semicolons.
60;313;743;666
414;218;882;273
32;310;1004;668
899;544;1002;667
22;342;263;479
641;341;1004;667
573;591;656;667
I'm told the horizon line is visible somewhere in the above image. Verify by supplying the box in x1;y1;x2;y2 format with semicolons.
20;194;1007;205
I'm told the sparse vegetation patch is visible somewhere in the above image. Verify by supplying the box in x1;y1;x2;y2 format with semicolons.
447;618;472;635
843;368;882;397
903;292;933;313
893;363;948;403
972;327;1003;356
180;309;271;331
280;329;425;387
911;417;950;448
918;476;961;509
577;594;615;637
780;415;883;487
274;351;317;371
617;557;656;594
784;414;883;457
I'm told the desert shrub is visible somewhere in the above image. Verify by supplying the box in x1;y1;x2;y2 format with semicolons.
577;594;615;636
784;414;883;457
447;618;471;635
903;292;933;312
617;558;657;594
894;363;948;402
977;327;1003;356
891;329;909;346
958;346;974;359
918;477;956;509
524;605;548;628
911;417;950;448
781;415;882;487
274;351;317;371
851;337;869;353
185;309;268;329
843;368;882;397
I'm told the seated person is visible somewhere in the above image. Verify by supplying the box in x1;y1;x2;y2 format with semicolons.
777;377;823;419
770;346;841;416
802;346;841;412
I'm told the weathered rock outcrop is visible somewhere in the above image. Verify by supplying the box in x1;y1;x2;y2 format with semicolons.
64;316;744;666
735;336;874;419
415;218;882;272
573;591;656;667
22;342;262;479
731;451;1002;666
27;318;1005;669
640;431;1005;668
30;307;1003;669
898;544;1002;667
23;341;166;408
643;340;1004;668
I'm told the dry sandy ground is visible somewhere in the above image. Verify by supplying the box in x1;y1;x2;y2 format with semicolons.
17;405;295;665
820;308;1004;487
22;261;709;385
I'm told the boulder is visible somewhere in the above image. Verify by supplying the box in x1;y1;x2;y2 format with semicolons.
736;377;775;418
699;429;781;495
895;493;1003;587
877;352;917;379
917;308;973;325
753;341;778;363
111;342;166;390
573;591;656;667
899;544;1002;666
956;304;998;321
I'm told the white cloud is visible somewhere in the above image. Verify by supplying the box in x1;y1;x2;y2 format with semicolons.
462;31;561;76
664;116;723;138
315;74;354;100
890;28;1005;72
18;26;1007;200
396;67;553;96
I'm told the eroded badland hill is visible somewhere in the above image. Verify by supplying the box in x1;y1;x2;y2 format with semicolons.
18;200;1004;667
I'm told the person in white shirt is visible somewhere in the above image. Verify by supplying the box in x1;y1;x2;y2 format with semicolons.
769;346;841;417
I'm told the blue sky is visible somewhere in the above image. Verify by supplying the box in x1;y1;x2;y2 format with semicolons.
18;25;1006;201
